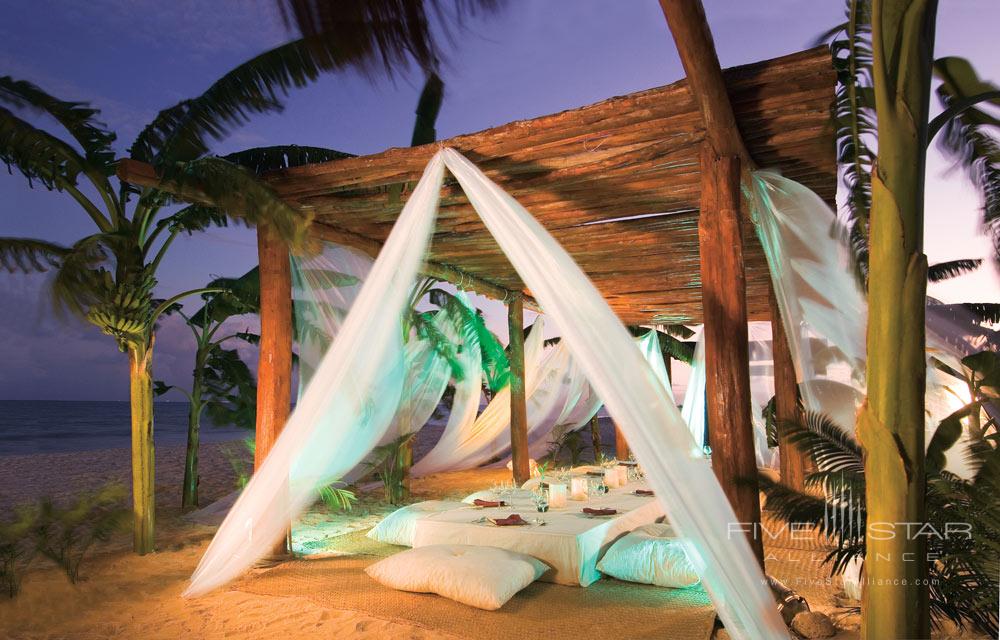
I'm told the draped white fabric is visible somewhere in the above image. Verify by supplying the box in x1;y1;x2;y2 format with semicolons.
441;149;786;638
185;154;447;597
411;320;547;475
188;148;786;639
749;170;986;478
523;330;670;462
680;332;707;449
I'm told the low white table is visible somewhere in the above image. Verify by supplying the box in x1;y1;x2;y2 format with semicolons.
411;480;664;586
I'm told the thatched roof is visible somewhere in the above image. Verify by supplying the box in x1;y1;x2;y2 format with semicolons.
264;46;836;324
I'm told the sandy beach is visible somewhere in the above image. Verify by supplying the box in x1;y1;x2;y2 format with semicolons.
0;445;987;640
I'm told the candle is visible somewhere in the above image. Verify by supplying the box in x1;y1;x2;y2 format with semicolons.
548;483;568;509
570;477;588;500
615;465;629;487
604;468;621;489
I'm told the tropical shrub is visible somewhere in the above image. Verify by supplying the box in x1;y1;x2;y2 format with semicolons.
759;408;999;635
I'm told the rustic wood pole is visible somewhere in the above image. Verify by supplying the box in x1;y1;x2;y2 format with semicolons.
589;415;603;461
698;143;764;566
255;223;294;555
769;287;807;491
662;0;763;565
614;423;630;461
858;1;937;636
507;296;530;485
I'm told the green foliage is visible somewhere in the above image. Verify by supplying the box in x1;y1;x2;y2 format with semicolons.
816;0;875;286
0;505;38;598
220;438;256;490
9;484;131;587
0;237;70;273
760;405;1000;635
365;433;415;505
927;259;983;283
427;288;510;391
933;57;1000;267
544;428;586;467
318;483;358;512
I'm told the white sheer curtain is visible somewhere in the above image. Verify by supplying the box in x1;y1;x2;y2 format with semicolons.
188;149;787;639
411;320;547;475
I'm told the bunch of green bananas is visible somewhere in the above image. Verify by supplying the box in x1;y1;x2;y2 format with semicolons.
86;270;157;351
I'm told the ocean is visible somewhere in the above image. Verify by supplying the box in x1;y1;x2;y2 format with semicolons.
0;400;249;456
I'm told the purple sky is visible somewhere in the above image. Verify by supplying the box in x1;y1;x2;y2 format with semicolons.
0;0;997;400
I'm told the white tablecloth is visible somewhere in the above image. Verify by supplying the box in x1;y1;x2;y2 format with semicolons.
411;480;664;586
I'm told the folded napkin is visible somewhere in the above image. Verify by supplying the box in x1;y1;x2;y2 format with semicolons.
634;489;654;496
474;499;506;507
488;514;528;526
582;507;617;516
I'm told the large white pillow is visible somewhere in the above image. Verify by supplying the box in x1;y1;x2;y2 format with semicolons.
596;523;700;589
367;500;465;547
365;544;548;610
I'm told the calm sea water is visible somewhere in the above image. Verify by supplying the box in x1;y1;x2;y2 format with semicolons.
0;400;249;456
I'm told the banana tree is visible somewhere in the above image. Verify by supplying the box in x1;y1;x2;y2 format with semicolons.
0;32;443;553
154;268;261;509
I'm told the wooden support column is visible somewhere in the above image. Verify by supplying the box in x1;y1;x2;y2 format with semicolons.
770;287;807;491
507;296;530;485
698;143;764;566
614;422;630;461
255;223;293;555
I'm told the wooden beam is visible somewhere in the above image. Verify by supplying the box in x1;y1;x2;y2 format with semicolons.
770;286;808;491
254;223;293;555
507;296;530;485
308;222;541;312
659;0;753;163
698;143;763;565
614;422;630;461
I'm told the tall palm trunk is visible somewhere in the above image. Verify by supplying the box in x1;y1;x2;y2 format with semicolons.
128;339;155;554
182;366;203;509
857;1;937;637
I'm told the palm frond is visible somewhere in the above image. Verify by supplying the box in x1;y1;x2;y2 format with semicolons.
819;0;875;286
934;57;1000;267
785;410;864;474
0;76;116;169
276;0;504;75
428;288;509;390
222;144;353;174
167;157;310;247
960;302;1000;324
927;258;983;282
0;106;91;189
411;73;443;146
189;267;261;327
130;35;394;166
0;237;70;273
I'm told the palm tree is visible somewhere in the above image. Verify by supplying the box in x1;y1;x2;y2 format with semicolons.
817;4;999;635
154;268;261;510
0;30;460;554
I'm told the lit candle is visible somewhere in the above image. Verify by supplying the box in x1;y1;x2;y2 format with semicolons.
604;468;621;489
615;465;629;487
548;483;568;509
570;477;588;500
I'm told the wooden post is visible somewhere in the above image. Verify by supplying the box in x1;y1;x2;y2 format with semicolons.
698;143;764;566
770;287;807;491
255;223;294;555
507;297;530;485
589;415;603;461
614;423;630;461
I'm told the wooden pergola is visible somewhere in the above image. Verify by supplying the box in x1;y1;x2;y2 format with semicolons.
120;1;834;563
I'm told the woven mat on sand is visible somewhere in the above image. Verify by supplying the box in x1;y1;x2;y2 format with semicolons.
234;530;716;640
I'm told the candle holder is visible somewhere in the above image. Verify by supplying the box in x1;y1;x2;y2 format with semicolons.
548;483;568;509
570;477;588;500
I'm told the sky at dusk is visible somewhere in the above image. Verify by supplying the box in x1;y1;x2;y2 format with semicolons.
0;0;997;400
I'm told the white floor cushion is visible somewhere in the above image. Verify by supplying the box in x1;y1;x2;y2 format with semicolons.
596;523;701;588
367;501;465;546
365;544;548;610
